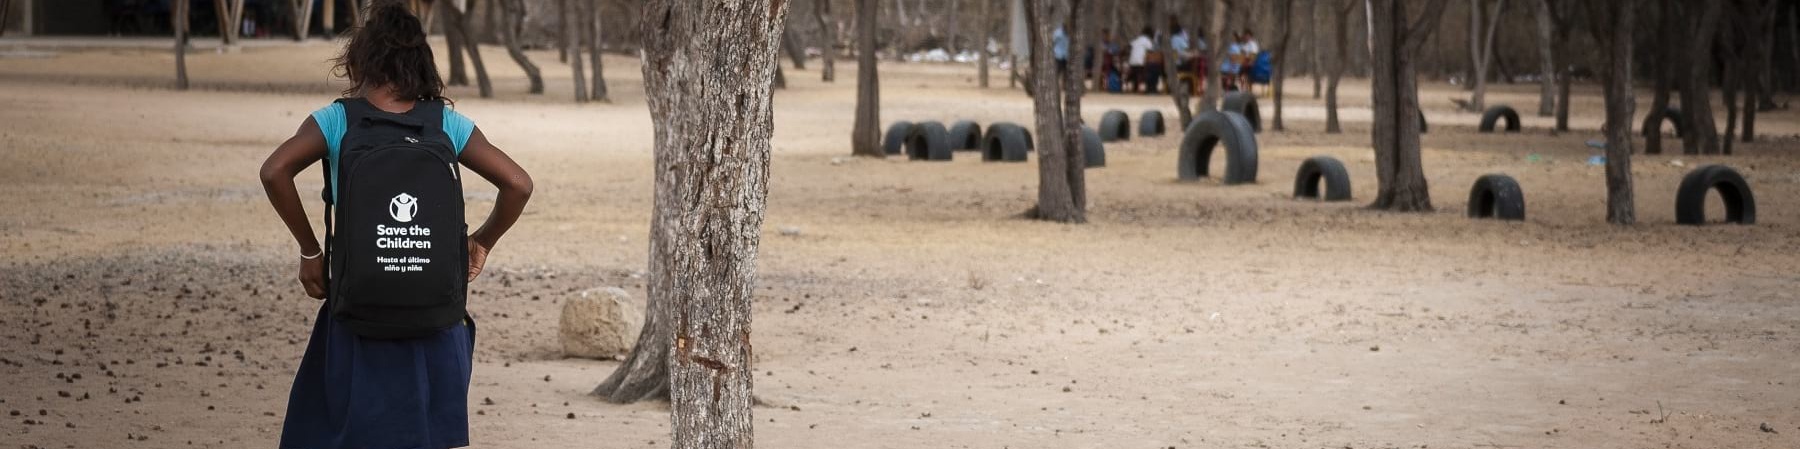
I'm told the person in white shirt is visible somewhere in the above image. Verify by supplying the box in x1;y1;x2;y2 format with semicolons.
1238;29;1261;94
1128;27;1155;93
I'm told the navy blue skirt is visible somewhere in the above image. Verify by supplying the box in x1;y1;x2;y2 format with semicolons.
279;305;475;449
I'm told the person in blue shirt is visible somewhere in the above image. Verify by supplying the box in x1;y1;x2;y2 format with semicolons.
257;2;533;448
1053;26;1070;72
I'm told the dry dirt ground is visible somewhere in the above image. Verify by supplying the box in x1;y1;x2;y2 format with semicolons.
2;39;1800;449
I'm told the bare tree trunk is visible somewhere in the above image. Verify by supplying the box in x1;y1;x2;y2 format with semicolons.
815;0;837;82
498;0;544;94
588;0;608;102
1311;0;1324;99
1326;0;1354;133
214;0;245;45
979;0;993;87
632;3;786;448
1532;0;1554;116
783;27;808;70
1009;0;1026;89
557;0;569;63
444;0;470;86
851;0;884;157
1271;0;1294;131
948;0;963;53
1679;0;1724;154
290;0;316;40
1063;0;1090;213
1585;0;1635;224
1161;1;1194;128
1468;0;1504;111
1199;0;1233;112
1024;0;1083;223
1368;0;1446;211
174;0;191;90
1740;0;1780;144
565;0;588;102
443;0;494;98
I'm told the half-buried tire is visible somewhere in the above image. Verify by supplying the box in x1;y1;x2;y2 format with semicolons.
1675;165;1755;225
1081;125;1105;168
1177;110;1259;184
883;121;915;155
1098;110;1130;142
1478;105;1521;133
982;123;1030;162
1467;174;1526;221
1293;156;1351;201
1223;91;1262;133
1139;110;1166;137
947;120;983;151
1641;107;1685;138
906;121;953;161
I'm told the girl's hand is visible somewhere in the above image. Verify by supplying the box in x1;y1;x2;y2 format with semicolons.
467;237;490;282
299;255;326;299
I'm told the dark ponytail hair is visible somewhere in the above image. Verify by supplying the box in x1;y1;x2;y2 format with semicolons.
331;0;445;101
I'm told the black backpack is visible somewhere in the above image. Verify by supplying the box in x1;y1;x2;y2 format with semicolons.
322;98;468;339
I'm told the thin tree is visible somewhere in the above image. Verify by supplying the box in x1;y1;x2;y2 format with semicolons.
497;0;544;94
0;0;10;37
1643;0;1677;154
633;1;788;447
1678;0;1725;155
444;0;471;86
979;0;993;87
1023;0;1086;223
1311;0;1324;99
564;0;588;102
1552;0;1571;132
1269;0;1294;131
587;0;609;102
444;0;494;98
1198;0;1234;112
782;26;808;70
1466;0;1505;112
289;0;316;40
1732;0;1780;146
214;0;246;46
850;0;883;156
174;0;192;90
1160;1;1194;128
814;0;837;82
1324;0;1355;133
1367;0;1448;211
1583;0;1636;224
1531;0;1554;117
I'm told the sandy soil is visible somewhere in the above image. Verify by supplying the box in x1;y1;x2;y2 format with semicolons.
3;39;1800;449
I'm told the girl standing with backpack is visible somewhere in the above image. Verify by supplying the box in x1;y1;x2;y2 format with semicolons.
257;2;532;448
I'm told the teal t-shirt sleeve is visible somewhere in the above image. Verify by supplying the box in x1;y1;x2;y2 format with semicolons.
310;103;347;201
443;108;475;156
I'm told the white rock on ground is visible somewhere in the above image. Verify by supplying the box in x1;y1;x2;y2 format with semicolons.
559;287;644;359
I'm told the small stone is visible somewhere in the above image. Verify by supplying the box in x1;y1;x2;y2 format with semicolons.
559;287;645;359
1760;423;1778;434
778;226;802;237
566;412;576;420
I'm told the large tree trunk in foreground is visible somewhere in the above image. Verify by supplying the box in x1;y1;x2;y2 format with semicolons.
174;0;191;90
1368;0;1447;212
1532;0;1554;117
1678;0;1724;155
851;0;883;156
498;0;544;94
1585;0;1636;224
1326;0;1354;133
815;0;837;82
636;3;786;448
1024;0;1084;223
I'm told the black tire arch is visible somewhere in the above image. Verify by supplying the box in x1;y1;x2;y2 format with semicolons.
883;121;915;155
1467;174;1526;221
1098;110;1131;142
906;121;953;161
1478;105;1521;133
947;120;984;151
1675;165;1756;225
1139;110;1166;137
1293;156;1352;201
1177;110;1259;184
982;123;1031;162
1081;125;1105;168
1222;91;1262;133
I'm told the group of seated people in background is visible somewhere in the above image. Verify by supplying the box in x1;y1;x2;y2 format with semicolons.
1057;21;1268;97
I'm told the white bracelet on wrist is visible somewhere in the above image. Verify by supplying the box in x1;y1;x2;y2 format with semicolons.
300;249;324;260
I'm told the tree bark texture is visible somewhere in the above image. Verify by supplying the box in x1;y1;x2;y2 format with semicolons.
1326;0;1353;133
1532;0;1554;117
979;0;993;87
588;0;609;102
851;0;883;157
635;3;787;449
1025;0;1083;223
1061;0;1090;214
1678;0;1724;154
815;0;837;82
1367;0;1446;212
498;0;544;94
1585;0;1636;224
1271;0;1294;131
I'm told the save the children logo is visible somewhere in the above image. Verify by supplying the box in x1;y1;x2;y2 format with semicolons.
389;193;419;223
